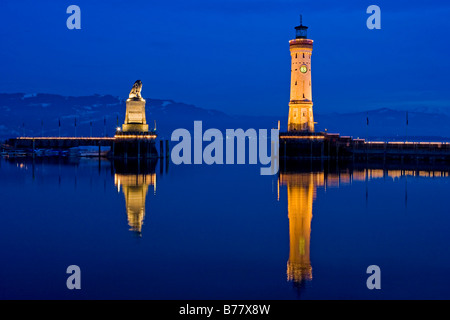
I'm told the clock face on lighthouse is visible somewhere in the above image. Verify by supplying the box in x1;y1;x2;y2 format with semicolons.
300;65;308;73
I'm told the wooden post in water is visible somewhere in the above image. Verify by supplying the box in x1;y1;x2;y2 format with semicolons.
138;140;141;159
321;141;324;160
165;140;169;158
165;154;169;173
160;140;164;159
352;142;355;162
336;142;339;161
365;141;368;161
328;139;331;159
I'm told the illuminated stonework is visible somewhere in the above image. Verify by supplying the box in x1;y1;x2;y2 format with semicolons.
278;166;450;286
288;18;315;132
115;173;156;234
122;80;149;133
279;171;324;284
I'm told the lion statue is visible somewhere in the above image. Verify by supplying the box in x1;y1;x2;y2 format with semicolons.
129;80;143;99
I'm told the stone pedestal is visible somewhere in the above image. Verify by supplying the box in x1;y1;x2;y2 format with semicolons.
112;137;158;159
122;98;149;133
113;80;158;159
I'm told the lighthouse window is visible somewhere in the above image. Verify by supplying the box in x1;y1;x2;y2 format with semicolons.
303;53;305;58
295;53;297;58
295;81;297;85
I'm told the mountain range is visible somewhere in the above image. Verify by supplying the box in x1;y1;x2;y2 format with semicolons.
0;93;448;142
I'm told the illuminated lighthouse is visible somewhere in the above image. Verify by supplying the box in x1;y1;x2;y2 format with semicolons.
288;16;315;132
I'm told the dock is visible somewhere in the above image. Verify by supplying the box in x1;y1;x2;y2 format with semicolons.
280;132;450;163
2;135;160;159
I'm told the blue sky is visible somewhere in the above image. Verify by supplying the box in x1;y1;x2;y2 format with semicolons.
0;0;449;116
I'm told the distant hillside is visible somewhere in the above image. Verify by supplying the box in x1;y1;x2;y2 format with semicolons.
314;108;450;141
0;93;278;139
0;93;449;141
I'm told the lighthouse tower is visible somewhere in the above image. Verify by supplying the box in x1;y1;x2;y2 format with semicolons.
288;16;314;132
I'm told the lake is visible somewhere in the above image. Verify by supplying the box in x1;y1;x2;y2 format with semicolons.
0;157;449;299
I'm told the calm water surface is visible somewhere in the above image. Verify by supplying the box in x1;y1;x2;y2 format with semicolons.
0;157;449;299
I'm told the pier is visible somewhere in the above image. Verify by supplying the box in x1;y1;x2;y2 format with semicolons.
8;137;115;149
0;80;165;159
280;132;450;163
3;134;160;159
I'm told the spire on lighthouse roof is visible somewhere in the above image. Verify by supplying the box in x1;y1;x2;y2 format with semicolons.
295;14;308;39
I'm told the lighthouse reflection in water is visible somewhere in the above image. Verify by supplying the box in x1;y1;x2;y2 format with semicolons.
1;157;450;299
279;171;316;286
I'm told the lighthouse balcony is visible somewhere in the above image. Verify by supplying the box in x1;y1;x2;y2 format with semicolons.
289;38;313;49
289;99;312;104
